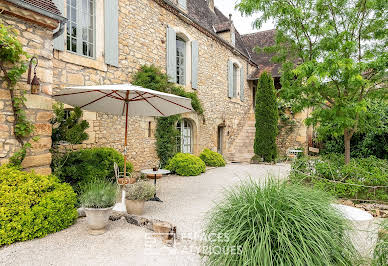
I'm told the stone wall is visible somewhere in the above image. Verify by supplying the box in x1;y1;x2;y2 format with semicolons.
53;0;256;171
277;109;311;156
0;14;54;175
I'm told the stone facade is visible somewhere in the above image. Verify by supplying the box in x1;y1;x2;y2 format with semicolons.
0;13;55;175
0;0;310;173
52;0;256;171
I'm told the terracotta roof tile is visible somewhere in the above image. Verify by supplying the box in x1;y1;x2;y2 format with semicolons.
15;0;62;16
242;29;281;78
186;0;249;58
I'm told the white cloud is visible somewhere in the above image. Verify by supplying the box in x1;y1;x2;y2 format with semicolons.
214;0;274;34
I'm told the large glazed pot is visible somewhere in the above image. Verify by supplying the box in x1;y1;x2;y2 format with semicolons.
125;200;145;215
84;207;113;232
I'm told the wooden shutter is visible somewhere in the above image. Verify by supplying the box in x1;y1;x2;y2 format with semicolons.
228;60;233;98
178;0;187;9
191;40;199;89
240;67;245;101
167;27;177;83
104;0;119;66
53;0;65;51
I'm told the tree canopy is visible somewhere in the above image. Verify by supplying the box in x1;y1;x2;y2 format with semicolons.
238;0;387;163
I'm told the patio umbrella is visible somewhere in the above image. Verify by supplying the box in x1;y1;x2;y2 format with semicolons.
53;83;193;178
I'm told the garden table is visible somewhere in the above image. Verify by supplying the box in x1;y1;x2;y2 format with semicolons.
140;169;170;202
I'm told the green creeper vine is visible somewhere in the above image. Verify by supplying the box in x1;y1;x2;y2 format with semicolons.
132;65;204;166
0;24;34;165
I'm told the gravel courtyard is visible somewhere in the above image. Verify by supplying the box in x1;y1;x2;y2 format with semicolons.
0;163;290;266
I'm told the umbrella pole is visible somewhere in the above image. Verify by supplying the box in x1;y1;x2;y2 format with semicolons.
123;102;129;178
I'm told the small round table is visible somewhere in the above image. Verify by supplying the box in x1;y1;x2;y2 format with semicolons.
140;169;170;202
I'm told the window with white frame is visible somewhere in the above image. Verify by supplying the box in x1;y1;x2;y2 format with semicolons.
176;36;186;85
176;119;193;154
66;0;96;58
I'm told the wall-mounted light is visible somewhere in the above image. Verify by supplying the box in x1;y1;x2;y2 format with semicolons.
27;56;40;94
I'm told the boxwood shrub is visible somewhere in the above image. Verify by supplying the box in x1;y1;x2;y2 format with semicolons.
199;149;226;167
52;147;133;195
0;165;78;246
166;153;206;176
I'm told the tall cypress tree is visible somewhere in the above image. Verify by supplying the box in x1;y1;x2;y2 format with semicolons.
254;72;278;162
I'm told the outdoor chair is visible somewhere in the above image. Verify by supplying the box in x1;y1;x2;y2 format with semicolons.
114;162;132;185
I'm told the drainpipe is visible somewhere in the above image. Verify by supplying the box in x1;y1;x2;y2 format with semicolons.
53;20;66;39
5;0;67;38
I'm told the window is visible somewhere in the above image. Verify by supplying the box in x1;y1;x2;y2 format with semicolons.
66;0;95;58
233;63;238;97
176;37;186;85
176;119;193;154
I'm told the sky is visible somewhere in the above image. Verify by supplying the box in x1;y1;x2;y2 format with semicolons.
214;0;274;34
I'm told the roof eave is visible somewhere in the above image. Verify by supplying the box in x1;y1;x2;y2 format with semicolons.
5;0;66;22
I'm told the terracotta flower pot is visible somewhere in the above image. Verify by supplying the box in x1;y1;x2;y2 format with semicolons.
125;199;145;215
84;207;113;234
147;174;162;179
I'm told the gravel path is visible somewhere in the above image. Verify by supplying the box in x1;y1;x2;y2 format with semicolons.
0;163;290;266
144;163;291;236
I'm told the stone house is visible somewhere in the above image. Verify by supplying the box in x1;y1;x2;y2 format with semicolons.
0;0;310;172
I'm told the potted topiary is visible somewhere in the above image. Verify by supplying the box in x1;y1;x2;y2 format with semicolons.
125;181;156;215
80;180;117;234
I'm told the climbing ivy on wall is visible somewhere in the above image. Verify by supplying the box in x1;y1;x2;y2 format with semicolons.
0;24;34;166
132;65;203;166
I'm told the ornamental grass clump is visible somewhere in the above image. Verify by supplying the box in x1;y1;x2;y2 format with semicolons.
125;181;156;201
200;149;226;167
80;180;117;209
203;179;359;266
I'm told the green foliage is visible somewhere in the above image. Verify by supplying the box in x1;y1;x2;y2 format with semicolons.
203;179;359;266
166;153;206;176
51;103;90;145
238;0;388;163
52;147;133;195
155;115;181;167
79;179;117;208
8;142;31;167
373;219;388;266
125;181;156;201
0;24;33;145
290;154;388;201
132;65;204;166
254;72;278;162
0;165;78;246
132;65;203;114
322;100;388;159
199;149;226;167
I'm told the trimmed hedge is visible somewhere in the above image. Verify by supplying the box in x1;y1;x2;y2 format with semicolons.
52;147;133;195
166;153;206;176
0;165;78;246
199;149;226;167
290;154;388;201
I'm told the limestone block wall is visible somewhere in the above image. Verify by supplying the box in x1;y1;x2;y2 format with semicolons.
277;109;311;155
53;0;256;171
0;14;54;174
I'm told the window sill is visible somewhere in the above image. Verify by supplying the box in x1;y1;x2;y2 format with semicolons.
54;50;108;72
230;97;242;104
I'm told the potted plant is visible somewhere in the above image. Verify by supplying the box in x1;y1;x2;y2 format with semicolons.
125;181;156;215
80;180;117;234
